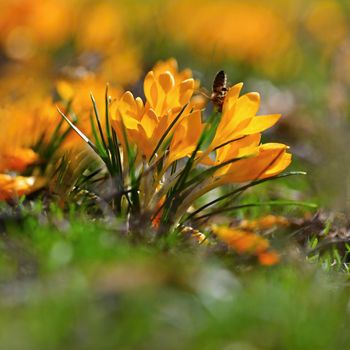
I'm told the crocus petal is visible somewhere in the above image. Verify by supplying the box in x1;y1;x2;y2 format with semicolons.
222;82;243;113
136;124;154;158
121;91;135;107
140;109;158;139
215;91;260;147
243;114;281;134
120;112;139;130
158;71;175;93
261;144;292;177
135;97;144;115
216;133;261;164
178;78;195;105
217;143;291;184
197;151;216;166
144;71;158;108
186;109;202;144
166;110;203;167
232;92;260;127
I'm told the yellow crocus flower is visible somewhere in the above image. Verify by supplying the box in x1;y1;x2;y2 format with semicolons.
212;83;281;150
203;83;291;184
111;59;196;160
212;225;280;266
0;147;38;172
0;174;39;201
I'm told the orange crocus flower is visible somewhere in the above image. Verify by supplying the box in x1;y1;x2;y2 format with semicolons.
0;174;38;201
111;59;196;161
212;225;280;266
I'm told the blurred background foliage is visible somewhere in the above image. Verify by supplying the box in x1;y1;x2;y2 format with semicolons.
1;0;350;211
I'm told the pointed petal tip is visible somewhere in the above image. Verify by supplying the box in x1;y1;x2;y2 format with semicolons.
247;92;260;102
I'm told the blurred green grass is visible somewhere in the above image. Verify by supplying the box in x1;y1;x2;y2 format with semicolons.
0;213;349;350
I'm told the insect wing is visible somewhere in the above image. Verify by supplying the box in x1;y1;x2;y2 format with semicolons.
212;70;227;93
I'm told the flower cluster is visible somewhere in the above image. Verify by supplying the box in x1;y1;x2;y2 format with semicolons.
111;59;291;176
0;72;121;201
1;57;294;265
111;58;198;162
106;59;291;225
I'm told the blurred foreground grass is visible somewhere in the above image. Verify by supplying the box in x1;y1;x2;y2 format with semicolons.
0;211;349;350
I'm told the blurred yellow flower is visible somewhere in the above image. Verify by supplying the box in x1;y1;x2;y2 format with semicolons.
258;250;280;266
0;91;96;178
212;225;280;265
240;215;290;231
0;147;38;173
213;226;268;254
56;74;122;116
165;0;293;63
0;174;38;201
100;49;142;87
0;0;75;61
0;0;142;87
1;98;62;150
76;2;123;51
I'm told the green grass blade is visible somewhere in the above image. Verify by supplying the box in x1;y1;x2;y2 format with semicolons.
181;171;307;224
104;84;112;144
182;154;249;190
89;113;108;158
193;200;318;221
157;106;215;196
158;112;221;225
112;128;123;177
120;117;140;213
90;92;109;156
104;84;118;174
57;107;99;155
172;111;221;193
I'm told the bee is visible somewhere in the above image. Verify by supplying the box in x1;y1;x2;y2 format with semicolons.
211;70;228;112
